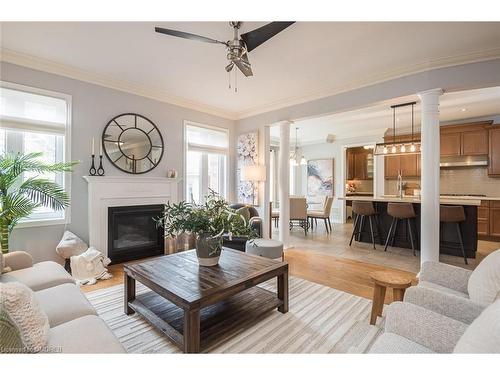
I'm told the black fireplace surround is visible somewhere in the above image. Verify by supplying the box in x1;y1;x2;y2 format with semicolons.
108;205;164;264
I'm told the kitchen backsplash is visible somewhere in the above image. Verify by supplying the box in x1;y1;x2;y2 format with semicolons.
347;179;374;193
384;167;500;196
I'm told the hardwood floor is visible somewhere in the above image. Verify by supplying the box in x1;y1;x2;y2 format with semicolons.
81;249;416;304
82;222;498;305
272;222;499;273
284;248;416;303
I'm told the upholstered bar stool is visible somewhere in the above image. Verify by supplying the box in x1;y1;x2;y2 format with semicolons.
385;202;418;256
349;201;382;249
440;205;468;265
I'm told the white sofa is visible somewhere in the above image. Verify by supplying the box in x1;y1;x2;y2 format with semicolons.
1;251;125;353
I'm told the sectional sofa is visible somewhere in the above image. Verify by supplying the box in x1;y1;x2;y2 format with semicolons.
1;251;125;353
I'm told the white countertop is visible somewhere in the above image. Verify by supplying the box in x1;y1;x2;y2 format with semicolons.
440;195;500;201
340;195;481;206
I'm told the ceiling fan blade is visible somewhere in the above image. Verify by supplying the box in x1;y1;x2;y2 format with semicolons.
155;27;227;46
240;22;295;52
234;53;253;77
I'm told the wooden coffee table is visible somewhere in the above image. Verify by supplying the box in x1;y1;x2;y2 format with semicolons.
123;248;289;353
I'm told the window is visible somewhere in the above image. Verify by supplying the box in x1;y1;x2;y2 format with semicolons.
0;82;71;226
184;122;228;204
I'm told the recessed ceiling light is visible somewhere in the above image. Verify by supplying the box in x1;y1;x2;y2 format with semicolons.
461;108;467;112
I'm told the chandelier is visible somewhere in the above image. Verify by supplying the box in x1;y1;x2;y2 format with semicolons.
290;127;307;166
374;101;421;156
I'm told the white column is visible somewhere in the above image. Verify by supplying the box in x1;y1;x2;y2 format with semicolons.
278;121;292;247
262;125;271;239
418;89;443;265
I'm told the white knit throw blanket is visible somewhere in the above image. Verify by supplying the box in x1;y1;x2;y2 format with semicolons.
70;247;112;285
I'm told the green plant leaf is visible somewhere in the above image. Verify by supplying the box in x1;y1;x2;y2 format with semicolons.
18;177;70;211
0;152;77;234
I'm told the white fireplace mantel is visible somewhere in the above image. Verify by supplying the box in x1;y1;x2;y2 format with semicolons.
83;176;181;257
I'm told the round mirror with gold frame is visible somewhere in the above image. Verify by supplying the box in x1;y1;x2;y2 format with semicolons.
102;113;164;174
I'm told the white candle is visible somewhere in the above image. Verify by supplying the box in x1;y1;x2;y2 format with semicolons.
92;138;95;155
99;141;102;156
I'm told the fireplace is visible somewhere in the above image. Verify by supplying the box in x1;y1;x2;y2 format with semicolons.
107;205;165;264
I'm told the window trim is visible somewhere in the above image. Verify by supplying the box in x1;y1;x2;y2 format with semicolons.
183;120;229;202
1;80;72;228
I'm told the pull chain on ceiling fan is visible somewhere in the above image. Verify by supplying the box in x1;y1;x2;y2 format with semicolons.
155;21;295;91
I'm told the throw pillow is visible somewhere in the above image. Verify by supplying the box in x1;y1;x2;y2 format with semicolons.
56;230;88;259
454;299;500;353
468;248;500;306
0;282;49;353
235;206;251;226
0;310;23;353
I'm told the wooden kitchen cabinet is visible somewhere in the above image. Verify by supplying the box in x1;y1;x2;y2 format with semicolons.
478;200;490;236
384;153;420;179
462;129;489;156
354;152;367;180
384;155;400;179
440;133;462;156
347;150;355;180
488;127;500;177
347;147;372;180
490;201;500;238
400;154;418;177
440;122;490;157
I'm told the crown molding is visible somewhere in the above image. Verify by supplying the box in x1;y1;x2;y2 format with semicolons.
235;47;500;120
2;46;500;122
0;48;239;120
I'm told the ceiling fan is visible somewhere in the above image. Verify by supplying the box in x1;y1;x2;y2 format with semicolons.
154;22;295;78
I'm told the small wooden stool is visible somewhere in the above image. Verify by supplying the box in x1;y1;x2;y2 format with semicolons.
369;271;412;325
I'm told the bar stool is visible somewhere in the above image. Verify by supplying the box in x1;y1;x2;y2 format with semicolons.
385;202;417;256
349;201;383;249
440;205;468;265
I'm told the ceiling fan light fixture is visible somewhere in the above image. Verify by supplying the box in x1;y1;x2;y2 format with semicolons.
155;22;295;83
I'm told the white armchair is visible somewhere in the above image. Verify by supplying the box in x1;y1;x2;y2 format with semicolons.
414;250;500;323
411;249;500;323
369;299;500;353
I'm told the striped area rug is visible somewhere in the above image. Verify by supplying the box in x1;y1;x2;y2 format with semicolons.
85;277;383;353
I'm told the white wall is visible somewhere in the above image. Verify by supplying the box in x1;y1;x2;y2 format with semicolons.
1;62;236;263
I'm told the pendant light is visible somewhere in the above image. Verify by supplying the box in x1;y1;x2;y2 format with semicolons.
374;101;421;156
289;127;306;166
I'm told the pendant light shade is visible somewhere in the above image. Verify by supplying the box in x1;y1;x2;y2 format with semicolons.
374;101;421;156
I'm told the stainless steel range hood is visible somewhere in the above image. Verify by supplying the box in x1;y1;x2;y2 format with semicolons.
440;155;488;168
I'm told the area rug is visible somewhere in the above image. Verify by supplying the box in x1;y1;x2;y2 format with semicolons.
85;277;383;353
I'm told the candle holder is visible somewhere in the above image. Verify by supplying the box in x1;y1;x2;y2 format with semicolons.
89;155;97;176
97;155;105;176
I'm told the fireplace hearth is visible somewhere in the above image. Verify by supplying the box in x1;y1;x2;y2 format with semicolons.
108;205;164;264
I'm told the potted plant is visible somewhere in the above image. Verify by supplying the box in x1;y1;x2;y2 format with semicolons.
157;191;256;266
0;152;77;253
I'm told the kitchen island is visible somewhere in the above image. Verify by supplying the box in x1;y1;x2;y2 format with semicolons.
340;196;480;258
